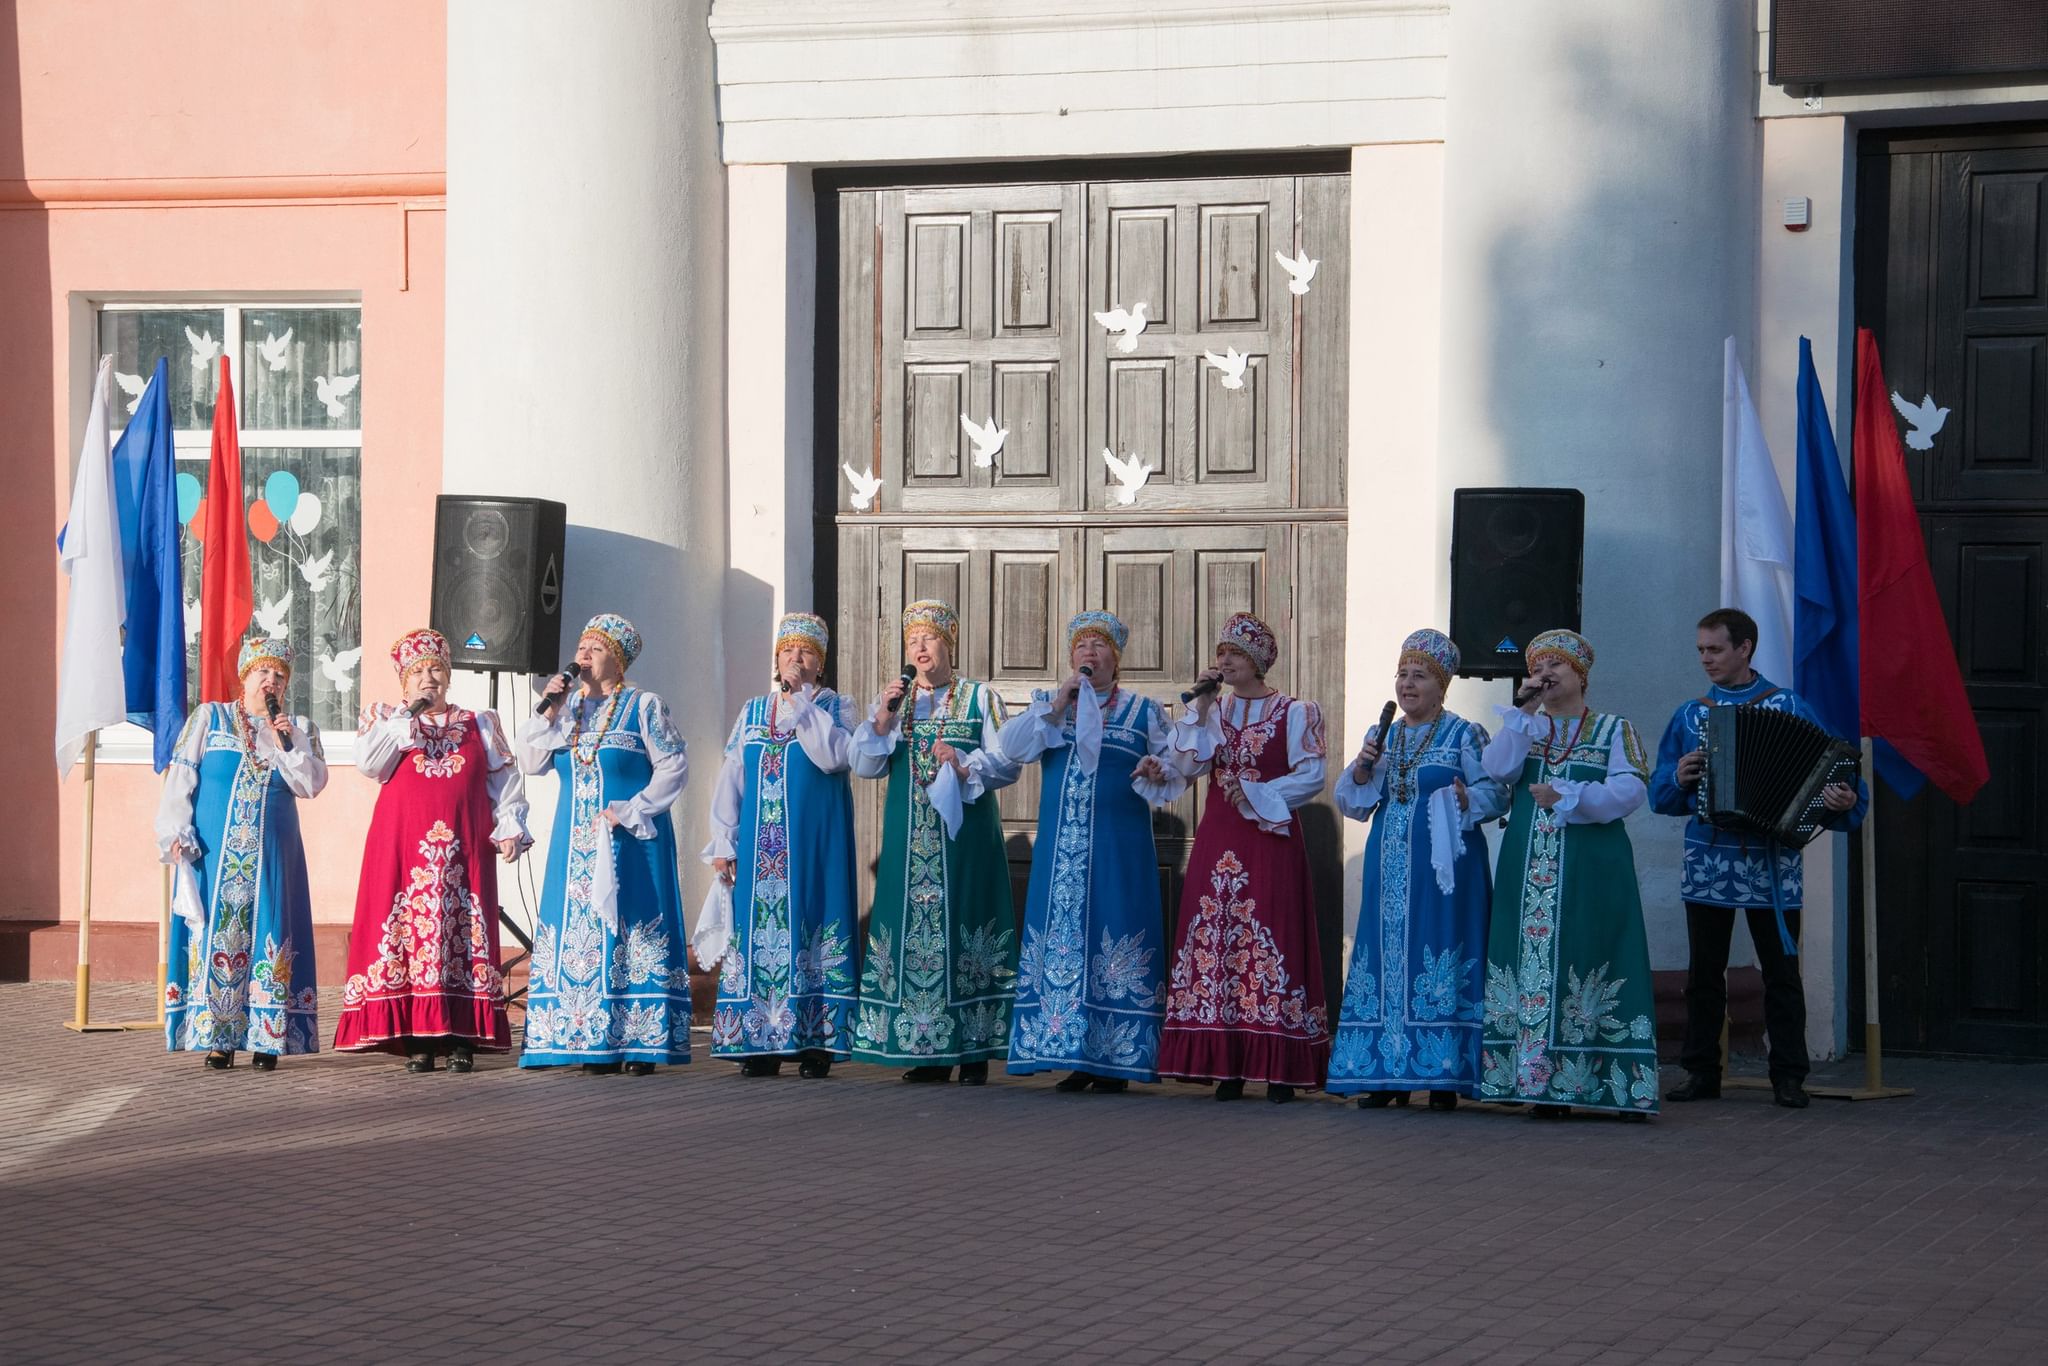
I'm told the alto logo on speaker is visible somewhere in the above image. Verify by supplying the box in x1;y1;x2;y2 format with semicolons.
540;556;560;614
464;633;488;651
1495;636;1519;654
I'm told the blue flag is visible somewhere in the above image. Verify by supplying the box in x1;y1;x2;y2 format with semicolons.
110;359;187;771
1793;337;1859;743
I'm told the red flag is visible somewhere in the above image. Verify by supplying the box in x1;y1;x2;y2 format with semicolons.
198;355;251;701
1853;328;1988;804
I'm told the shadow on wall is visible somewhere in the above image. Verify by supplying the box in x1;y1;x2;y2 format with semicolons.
718;566;776;726
2;0;62;922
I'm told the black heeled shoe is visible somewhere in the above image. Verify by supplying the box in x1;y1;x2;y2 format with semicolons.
203;1050;234;1071
249;1052;278;1072
406;1045;436;1074
1618;1110;1650;1124
1529;1103;1570;1120
797;1053;832;1079
447;1043;476;1074
624;1061;655;1077
740;1057;782;1078
956;1061;988;1086
1428;1091;1458;1112
582;1061;623;1076
1213;1079;1246;1102
1055;1071;1094;1093
903;1065;952;1084
1266;1084;1296;1104
1357;1092;1394;1109
1089;1077;1128;1094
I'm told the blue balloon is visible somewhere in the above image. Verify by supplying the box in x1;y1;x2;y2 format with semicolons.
176;471;202;524
264;469;300;523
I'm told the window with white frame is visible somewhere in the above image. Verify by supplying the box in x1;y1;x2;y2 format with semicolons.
99;302;364;753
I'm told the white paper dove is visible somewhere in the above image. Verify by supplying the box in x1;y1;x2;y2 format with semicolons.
1889;391;1949;451
252;591;293;638
1275;250;1319;296
183;597;203;647
314;373;361;420
114;371;147;416
257;327;294;373
842;463;883;511
298;548;335;593
318;646;363;690
960;414;1007;468
1203;347;1249;390
1101;448;1155;505
185;326;222;368
1094;302;1150;353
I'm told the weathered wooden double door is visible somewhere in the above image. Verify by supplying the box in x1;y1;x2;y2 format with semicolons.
829;167;1350;999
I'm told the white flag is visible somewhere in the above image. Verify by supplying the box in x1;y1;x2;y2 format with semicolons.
54;356;129;777
1721;338;1795;687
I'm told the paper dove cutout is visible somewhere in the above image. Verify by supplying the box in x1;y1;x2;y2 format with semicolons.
258;328;294;373
252;591;293;638
1274;250;1319;296
1203;347;1249;390
114;371;147;416
1889;391;1949;451
960;414;1007;468
298;548;335;593
185;326;222;368
183;598;203;647
318;646;363;690
1094;302;1150;353
1101;448;1155;505
314;373;361;419
842;463;883;511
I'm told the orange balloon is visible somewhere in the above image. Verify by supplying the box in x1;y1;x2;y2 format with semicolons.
189;497;207;537
248;500;279;543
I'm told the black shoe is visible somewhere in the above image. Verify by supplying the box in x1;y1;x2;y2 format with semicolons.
406;1047;436;1074
249;1052;278;1072
957;1062;989;1086
1529;1103;1570;1120
739;1057;782;1078
1214;1079;1246;1102
903;1065;952;1084
447;1043;476;1074
624;1061;655;1077
582;1061;623;1076
1428;1091;1459;1112
203;1050;234;1071
797;1053;832;1079
1089;1077;1129;1094
1618;1111;1650;1124
1055;1071;1094;1093
1357;1092;1395;1109
1772;1077;1811;1109
1665;1072;1721;1102
1266;1084;1296;1104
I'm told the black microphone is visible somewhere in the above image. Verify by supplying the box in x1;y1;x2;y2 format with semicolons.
886;662;916;713
1514;678;1549;707
265;693;293;752
1369;700;1397;753
407;696;432;719
1179;676;1220;705
536;662;583;715
1079;665;1094;679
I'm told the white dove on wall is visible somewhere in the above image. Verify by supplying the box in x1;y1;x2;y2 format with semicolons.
252;591;293;638
842;463;883;511
1889;391;1950;451
1101;448;1155;506
960;414;1007;468
257;328;294;373
114;371;147;416
1203;347;1249;390
1094;302;1150;354
298;549;335;593
1274;250;1319;296
185;326;222;368
183;598;203;647
318;647;363;691
314;373;361;419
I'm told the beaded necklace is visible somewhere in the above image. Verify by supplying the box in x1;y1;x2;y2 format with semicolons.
570;685;627;762
1540;708;1591;767
235;700;274;775
909;678;971;788
1389;709;1445;804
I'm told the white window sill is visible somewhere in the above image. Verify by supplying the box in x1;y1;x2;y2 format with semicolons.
87;720;357;767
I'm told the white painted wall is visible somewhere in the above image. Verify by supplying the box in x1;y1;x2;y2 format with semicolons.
443;0;727;918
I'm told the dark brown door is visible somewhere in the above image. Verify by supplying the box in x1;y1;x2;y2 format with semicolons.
1856;126;2048;1057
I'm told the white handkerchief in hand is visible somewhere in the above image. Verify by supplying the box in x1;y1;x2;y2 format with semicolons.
173;861;206;931
589;819;620;935
1427;784;1464;895
693;879;735;969
1074;682;1105;779
928;763;966;840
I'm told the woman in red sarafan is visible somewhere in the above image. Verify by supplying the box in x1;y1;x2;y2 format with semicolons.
333;628;532;1072
1157;612;1331;1103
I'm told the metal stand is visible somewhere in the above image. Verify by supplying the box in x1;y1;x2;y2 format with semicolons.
63;732;159;1033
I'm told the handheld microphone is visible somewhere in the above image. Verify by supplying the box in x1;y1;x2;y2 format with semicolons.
1078;665;1094;679
886;663;916;713
1514;678;1549;707
407;696;433;719
1370;700;1397;751
265;693;294;752
1179;676;1220;705
536;662;583;715
779;678;793;694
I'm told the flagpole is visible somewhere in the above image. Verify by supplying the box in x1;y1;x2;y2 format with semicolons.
157;865;171;1028
62;729;163;1034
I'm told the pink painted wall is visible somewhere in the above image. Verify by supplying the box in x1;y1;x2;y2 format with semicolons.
4;2;447;956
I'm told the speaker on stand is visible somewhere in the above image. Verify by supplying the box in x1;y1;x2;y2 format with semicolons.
428;495;569;1009
1448;487;1585;686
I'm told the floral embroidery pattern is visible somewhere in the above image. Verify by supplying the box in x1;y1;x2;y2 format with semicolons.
342;820;502;1008
410;713;469;778
1163;852;1327;1038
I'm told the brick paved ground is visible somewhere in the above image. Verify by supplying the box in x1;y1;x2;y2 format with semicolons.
3;982;2046;1364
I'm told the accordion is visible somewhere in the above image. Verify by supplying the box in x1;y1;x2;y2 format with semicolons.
1699;704;1859;848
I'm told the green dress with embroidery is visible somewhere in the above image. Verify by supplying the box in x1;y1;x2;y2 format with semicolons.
852;679;1019;1065
1479;708;1661;1114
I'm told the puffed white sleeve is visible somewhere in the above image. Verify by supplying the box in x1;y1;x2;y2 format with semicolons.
516;701;574;775
850;690;901;780
475;710;532;845
1549;717;1650;825
958;687;1021;799
997;689;1066;767
608;691;689;840
1332;720;1394;821
791;687;854;775
266;717;328;799
1458;722;1511;829
154;707;209;862
1170;700;1224;774
355;702;419;784
1483;705;1544;783
1131;699;1189;807
1237;700;1328;829
701;711;746;863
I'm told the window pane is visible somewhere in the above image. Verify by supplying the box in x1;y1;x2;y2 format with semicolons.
177;446;362;735
99;308;225;433
240;308;363;431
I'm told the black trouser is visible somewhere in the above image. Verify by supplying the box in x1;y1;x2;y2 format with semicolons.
1678;902;1809;1083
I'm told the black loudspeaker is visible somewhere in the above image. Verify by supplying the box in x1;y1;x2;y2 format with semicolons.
1448;487;1585;679
429;496;567;674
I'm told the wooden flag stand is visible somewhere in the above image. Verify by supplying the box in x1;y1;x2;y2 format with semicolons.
62;732;168;1034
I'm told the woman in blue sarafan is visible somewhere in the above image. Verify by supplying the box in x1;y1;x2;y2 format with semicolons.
998;611;1187;1093
155;637;329;1070
702;612;859;1080
516;612;692;1075
1327;629;1507;1111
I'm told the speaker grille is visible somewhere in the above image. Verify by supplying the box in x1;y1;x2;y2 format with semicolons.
430;496;567;674
1448;488;1584;679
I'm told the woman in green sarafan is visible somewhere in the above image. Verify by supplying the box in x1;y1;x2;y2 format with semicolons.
1479;629;1660;1122
850;599;1020;1085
